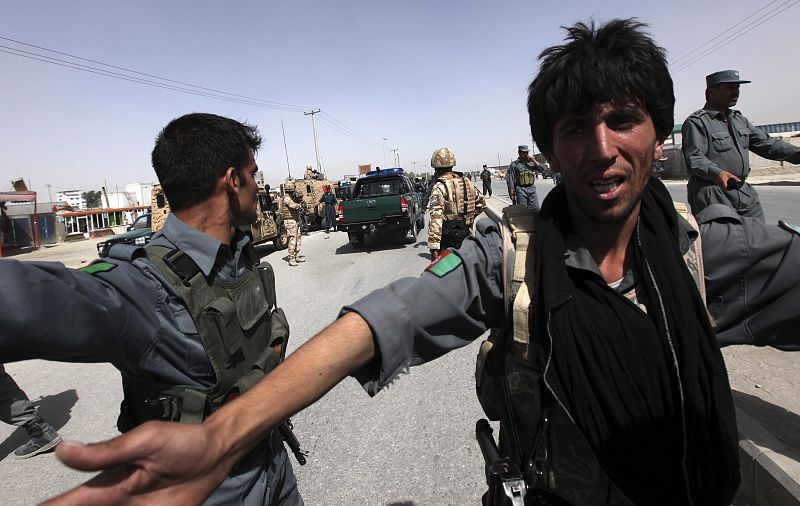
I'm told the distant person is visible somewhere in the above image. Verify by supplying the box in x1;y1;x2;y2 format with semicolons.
682;70;800;221
427;147;485;260
0;365;62;459
319;185;337;233
282;182;305;266
479;164;492;196
506;145;541;210
304;164;320;180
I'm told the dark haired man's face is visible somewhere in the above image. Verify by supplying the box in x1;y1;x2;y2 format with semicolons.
707;83;740;110
549;101;662;225
234;150;259;226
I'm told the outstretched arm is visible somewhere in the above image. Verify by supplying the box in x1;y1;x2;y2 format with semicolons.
47;312;376;506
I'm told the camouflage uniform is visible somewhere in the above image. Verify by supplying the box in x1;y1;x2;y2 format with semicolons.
281;195;303;263
427;171;486;251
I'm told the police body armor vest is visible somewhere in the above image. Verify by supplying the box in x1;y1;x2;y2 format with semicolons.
438;173;478;224
114;243;290;432
475;203;706;506
515;161;536;187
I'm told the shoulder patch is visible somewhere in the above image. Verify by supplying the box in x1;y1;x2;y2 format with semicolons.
426;250;462;278
80;262;117;274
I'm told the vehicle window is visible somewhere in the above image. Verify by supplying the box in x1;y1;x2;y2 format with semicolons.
131;214;149;230
355;178;403;198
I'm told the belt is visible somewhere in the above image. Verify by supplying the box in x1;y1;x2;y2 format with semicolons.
517;184;534;188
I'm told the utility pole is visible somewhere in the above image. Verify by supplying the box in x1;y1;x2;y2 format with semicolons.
304;109;322;173
411;161;417;174
497;154;501;167
281;118;292;179
391;148;399;167
45;183;53;204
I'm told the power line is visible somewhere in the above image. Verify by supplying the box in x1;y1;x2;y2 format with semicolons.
670;0;800;73
0;35;310;111
669;0;782;67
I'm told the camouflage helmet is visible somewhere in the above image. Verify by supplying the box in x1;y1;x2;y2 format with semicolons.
431;147;456;168
284;181;296;192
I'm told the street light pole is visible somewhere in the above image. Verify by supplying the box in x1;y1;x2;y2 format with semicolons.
391;148;399;167
381;137;388;168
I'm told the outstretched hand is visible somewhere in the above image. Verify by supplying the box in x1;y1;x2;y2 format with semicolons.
43;421;231;506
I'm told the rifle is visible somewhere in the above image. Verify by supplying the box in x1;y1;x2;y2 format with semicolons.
279;419;307;465
272;334;308;466
476;419;527;506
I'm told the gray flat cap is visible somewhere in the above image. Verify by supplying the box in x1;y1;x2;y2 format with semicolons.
518;145;530;152
706;70;751;87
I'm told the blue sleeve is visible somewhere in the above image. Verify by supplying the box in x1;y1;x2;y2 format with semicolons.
0;259;161;364
699;205;800;350
341;220;506;395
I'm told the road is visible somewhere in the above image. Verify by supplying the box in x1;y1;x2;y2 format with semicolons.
0;177;798;505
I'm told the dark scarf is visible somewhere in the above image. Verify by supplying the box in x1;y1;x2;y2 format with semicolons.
533;179;740;505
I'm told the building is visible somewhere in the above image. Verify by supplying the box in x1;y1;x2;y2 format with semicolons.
56;190;87;210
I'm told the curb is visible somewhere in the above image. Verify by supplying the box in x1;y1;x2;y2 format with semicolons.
733;407;800;505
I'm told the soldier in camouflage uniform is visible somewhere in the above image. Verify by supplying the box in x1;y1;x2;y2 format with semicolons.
427;147;486;260
281;182;305;266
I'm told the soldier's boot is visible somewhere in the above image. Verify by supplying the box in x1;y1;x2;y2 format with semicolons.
296;255;306;263
288;259;298;267
13;422;62;459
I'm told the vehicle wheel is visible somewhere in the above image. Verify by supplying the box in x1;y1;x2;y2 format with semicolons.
404;217;419;244
273;225;289;250
348;232;365;248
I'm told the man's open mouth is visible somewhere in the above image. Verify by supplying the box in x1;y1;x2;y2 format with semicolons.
590;176;625;195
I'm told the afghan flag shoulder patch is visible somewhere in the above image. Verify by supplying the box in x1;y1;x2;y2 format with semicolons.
426;250;463;278
80;262;117;274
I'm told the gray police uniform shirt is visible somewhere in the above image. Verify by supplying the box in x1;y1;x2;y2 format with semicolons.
0;213;301;506
342;205;800;397
682;105;800;182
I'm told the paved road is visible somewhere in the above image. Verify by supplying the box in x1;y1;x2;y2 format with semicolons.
0;177;798;504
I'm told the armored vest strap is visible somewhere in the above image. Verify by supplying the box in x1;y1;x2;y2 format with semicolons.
107;244;146;262
502;205;536;355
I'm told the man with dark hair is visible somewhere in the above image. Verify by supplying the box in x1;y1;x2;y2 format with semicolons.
46;21;800;506
682;70;800;222
0;113;303;505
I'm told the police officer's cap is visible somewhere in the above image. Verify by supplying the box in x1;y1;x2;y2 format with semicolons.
518;145;530;152
706;70;751;87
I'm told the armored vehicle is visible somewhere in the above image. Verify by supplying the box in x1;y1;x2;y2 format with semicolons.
287;173;337;229
151;179;288;249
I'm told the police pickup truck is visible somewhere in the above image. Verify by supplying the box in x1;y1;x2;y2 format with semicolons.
336;168;425;247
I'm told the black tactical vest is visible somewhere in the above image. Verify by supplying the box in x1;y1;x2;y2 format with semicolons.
115;242;289;432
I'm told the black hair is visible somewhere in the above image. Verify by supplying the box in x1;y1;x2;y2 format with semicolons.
151;113;262;211
528;18;674;156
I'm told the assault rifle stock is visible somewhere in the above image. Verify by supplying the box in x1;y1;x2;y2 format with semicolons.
279;419;307;465
476;419;527;506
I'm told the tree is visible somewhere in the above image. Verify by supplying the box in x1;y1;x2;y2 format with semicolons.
82;190;103;208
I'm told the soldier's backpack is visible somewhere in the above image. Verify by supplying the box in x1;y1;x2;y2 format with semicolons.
441;176;472;250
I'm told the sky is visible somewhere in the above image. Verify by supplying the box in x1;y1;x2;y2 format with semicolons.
2;0;799;199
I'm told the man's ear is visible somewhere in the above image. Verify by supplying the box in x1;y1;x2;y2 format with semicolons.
654;139;665;161
222;167;239;193
544;152;561;173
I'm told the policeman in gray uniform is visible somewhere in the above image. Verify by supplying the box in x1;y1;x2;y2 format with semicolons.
682;69;800;221
0;113;302;505
39;20;800;506
505;145;541;210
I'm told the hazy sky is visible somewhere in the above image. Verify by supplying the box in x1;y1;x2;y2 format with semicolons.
2;0;799;197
